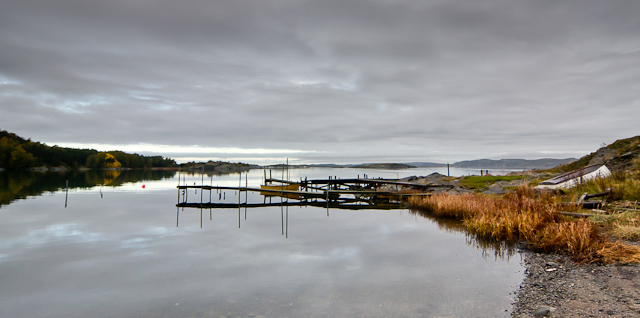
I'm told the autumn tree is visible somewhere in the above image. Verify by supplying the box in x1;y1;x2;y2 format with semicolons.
103;153;121;168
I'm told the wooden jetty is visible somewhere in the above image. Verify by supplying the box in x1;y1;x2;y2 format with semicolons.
176;174;437;211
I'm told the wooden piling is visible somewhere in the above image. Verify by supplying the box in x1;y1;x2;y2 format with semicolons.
200;167;204;204
64;180;69;208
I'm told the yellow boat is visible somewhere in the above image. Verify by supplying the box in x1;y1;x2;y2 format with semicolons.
260;183;300;191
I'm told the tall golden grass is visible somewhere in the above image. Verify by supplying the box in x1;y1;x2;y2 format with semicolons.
408;186;640;263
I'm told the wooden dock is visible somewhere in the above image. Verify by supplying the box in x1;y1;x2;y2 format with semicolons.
176;174;438;212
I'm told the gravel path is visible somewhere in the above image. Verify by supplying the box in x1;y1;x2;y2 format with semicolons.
512;251;640;317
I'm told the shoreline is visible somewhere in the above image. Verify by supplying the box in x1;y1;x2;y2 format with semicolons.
512;250;640;317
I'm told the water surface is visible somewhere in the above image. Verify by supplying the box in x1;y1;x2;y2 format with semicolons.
0;169;524;318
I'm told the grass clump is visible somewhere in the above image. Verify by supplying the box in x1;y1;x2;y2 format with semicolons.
536;219;602;259
597;242;640;264
591;211;640;241
408;186;640;263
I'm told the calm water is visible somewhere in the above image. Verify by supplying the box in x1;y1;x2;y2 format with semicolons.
0;168;524;318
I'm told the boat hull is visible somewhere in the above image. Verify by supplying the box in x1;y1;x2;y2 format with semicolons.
260;183;300;191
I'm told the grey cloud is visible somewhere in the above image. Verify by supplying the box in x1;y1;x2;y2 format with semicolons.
1;0;640;164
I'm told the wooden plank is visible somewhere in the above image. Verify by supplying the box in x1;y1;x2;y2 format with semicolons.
584;188;612;199
560;211;595;218
577;192;588;204
265;177;444;189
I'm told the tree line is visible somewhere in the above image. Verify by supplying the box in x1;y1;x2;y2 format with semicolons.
0;130;176;169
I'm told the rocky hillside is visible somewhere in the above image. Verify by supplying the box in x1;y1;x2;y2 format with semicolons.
552;135;640;174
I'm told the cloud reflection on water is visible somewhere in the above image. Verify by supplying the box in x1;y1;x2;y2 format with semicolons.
0;170;524;318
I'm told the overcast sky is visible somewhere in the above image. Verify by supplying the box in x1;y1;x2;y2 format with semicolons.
1;0;639;164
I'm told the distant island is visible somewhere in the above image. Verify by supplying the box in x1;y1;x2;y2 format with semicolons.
295;159;575;170
352;163;416;169
181;160;259;174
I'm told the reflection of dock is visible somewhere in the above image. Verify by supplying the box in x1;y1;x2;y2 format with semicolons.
176;200;404;210
174;173;437;235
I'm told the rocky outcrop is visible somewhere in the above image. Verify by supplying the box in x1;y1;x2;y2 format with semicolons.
588;147;618;166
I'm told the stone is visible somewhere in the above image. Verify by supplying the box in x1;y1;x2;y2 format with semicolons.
534;305;556;317
483;183;506;195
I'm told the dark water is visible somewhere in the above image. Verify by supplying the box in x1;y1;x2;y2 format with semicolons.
0;169;524;318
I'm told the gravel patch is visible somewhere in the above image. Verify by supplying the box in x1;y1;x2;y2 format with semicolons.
513;250;640;317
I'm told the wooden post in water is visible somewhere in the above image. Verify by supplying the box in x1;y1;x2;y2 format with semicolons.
177;184;181;205
238;172;242;229
447;163;450;177
64;180;69;208
326;191;330;217
244;173;248;220
281;164;285;199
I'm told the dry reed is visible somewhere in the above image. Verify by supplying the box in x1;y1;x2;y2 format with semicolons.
407;186;640;263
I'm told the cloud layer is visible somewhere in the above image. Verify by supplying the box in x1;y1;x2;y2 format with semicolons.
2;0;639;163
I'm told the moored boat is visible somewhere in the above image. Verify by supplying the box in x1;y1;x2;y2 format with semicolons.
260;183;300;191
